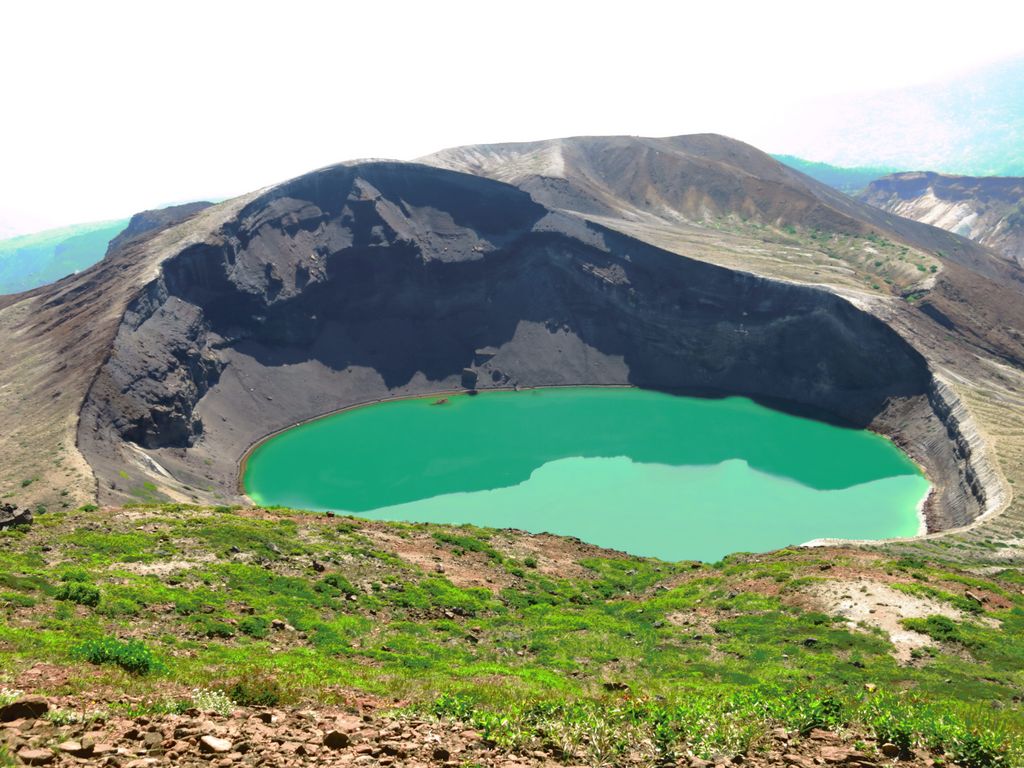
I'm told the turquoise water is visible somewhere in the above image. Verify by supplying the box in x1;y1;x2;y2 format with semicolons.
243;387;928;561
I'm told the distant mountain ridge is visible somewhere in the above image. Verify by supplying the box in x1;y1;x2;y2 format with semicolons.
0;219;129;295
421;133;1003;284
860;172;1024;266
771;155;898;194
0;202;215;296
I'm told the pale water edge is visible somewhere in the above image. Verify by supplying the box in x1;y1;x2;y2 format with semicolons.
244;387;929;562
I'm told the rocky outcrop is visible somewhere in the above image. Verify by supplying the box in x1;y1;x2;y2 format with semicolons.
106;202;213;255
927;378;1009;527
0;503;32;530
860;172;1024;267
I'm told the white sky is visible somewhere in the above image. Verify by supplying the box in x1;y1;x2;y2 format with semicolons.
2;0;1024;234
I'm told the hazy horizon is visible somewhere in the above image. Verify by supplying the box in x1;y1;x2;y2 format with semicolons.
3;0;1024;237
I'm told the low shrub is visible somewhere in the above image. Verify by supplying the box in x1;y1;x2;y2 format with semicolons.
54;582;101;607
0;689;24;706
73;637;161;675
950;728;1011;768
192;617;236;638
318;573;357;596
903;615;971;645
226;671;282;706
57;568;91;583
237;616;271;638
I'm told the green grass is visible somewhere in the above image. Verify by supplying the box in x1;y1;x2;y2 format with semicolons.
1;504;1022;764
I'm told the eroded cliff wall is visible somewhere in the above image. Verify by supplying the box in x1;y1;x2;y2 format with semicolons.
77;162;983;529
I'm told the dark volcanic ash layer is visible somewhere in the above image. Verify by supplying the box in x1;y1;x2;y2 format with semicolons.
77;161;983;529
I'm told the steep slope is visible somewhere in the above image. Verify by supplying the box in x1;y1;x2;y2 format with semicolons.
422;135;1024;368
0;200;245;510
421;135;1024;535
860;172;1024;266
422;134;1018;289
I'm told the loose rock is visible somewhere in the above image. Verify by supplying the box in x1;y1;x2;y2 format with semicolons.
199;735;233;753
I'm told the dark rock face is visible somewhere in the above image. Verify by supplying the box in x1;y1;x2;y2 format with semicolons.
79;161;938;511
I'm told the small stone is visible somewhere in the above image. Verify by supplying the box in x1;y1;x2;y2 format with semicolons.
864;683;877;693
335;714;362;732
819;745;868;764
880;743;901;758
0;697;48;722
57;740;94;757
200;735;233;753
143;731;163;748
432;746;451;761
324;730;351;749
16;749;54;766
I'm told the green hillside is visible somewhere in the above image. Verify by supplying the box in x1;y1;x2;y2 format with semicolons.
0;219;128;295
1;504;1021;766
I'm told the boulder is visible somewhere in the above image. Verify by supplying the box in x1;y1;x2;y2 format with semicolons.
0;504;32;530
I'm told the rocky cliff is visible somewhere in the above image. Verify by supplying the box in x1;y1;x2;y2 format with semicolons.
860;172;1024;267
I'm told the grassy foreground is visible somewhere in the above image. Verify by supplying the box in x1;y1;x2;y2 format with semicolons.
1;504;1023;766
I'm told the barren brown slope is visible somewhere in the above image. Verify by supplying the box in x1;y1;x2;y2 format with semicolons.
423;134;1018;287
